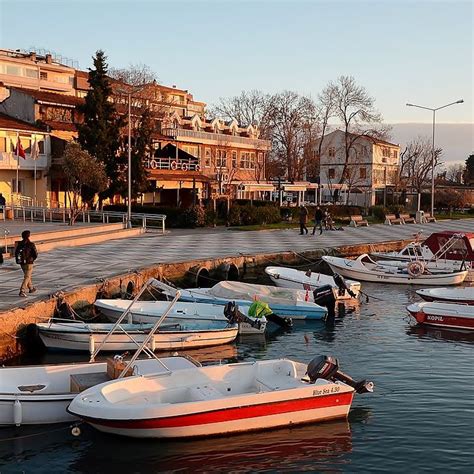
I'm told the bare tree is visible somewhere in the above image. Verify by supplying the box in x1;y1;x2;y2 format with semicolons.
315;81;337;160
109;63;159;86
445;163;465;184
268;91;317;182
210;90;273;138
399;136;443;205
332;75;390;185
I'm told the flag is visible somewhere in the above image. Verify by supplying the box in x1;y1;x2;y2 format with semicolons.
31;138;40;160
16;138;26;159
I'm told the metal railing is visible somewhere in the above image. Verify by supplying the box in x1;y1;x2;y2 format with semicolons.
0;205;167;233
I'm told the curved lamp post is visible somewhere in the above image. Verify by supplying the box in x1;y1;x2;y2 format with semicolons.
406;99;464;216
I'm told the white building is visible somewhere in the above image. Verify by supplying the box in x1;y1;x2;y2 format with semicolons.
317;130;400;206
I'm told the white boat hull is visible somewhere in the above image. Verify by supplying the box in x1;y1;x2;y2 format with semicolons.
95;300;265;335
265;266;361;300
69;359;358;439
416;287;474;304
0;357;197;426
37;324;239;352
407;302;474;330
323;255;467;286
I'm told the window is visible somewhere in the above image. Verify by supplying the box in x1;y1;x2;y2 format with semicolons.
231;150;237;168
258;152;263;163
382;157;387;164
359;167;367;179
240;151;251;169
6;65;21;76
250;152;256;169
392;149;398;159
38;140;45;154
204;148;211;167
40;71;48;80
182;145;199;158
328;147;336;158
25;68;38;79
328;168;335;179
382;147;390;157
216;150;227;168
11;179;24;194
20;137;31;154
0;137;6;152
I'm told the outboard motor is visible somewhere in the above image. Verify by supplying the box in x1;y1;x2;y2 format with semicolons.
306;355;374;394
224;301;263;331
313;284;336;319
333;273;357;298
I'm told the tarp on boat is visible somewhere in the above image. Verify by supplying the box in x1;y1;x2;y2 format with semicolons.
423;231;474;262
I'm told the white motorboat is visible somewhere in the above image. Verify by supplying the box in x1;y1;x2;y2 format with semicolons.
68;355;374;439
416;287;474;305
265;266;361;300
407;301;474;330
171;281;328;320
0;356;198;426
36;321;239;353
322;254;467;286
95;299;266;335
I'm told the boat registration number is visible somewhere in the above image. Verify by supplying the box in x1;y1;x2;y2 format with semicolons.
427;315;444;321
313;386;340;396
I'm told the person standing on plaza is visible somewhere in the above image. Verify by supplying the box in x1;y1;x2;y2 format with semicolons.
298;205;309;235
15;230;38;297
312;206;324;235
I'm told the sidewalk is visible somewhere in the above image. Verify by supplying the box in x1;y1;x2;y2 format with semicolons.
1;218;474;313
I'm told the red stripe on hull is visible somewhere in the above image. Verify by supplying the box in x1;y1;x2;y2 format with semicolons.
84;392;354;430
410;311;474;330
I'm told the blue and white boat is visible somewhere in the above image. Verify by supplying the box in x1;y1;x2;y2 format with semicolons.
166;281;327;320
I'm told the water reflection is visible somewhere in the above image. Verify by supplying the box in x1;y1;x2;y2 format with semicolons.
70;421;353;473
406;325;474;344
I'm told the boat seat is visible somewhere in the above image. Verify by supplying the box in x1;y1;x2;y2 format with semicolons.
256;375;303;391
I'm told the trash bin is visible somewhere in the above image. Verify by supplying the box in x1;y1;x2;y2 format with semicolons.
415;210;425;224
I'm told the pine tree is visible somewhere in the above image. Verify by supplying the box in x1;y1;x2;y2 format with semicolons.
77;50;123;198
465;154;474;185
131;108;154;198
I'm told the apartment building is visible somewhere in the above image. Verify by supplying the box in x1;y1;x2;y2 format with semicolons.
317;129;400;206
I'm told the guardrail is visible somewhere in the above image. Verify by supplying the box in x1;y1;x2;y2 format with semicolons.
0;205;166;233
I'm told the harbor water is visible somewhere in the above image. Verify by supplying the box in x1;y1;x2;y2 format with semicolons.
1;282;473;473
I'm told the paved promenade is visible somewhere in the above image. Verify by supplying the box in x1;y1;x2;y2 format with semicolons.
1;218;474;312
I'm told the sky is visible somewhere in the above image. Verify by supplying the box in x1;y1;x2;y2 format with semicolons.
0;0;473;161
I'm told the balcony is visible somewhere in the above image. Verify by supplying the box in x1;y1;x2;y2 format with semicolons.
162;128;271;150
0;152;49;170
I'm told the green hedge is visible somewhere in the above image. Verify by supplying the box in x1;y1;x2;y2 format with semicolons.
228;203;281;226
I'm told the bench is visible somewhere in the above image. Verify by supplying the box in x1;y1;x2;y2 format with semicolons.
349;215;369;227
384;214;404;225
400;213;415;224
424;213;437;223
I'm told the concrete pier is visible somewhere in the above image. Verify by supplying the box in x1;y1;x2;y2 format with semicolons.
1;218;473;361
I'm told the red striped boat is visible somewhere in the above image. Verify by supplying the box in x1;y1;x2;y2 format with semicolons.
67;356;373;439
407;302;474;331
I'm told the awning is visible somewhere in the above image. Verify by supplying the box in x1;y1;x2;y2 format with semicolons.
232;182;275;192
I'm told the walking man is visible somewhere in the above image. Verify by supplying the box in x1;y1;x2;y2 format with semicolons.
312;206;324;235
298;205;309;235
15;230;38;297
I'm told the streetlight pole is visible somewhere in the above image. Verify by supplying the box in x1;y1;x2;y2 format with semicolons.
406;99;463;217
127;91;132;228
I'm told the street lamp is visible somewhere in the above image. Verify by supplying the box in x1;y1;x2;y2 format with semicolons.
116;84;147;228
406;99;464;216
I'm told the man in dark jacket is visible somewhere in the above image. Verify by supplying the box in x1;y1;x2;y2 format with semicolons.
15;230;38;297
312;206;324;235
298;205;309;235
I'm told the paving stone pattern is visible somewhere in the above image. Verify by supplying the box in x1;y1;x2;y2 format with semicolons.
2;219;474;312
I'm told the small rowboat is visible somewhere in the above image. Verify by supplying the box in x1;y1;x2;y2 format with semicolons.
36;321;239;353
416;287;474;305
68;355;373;439
407;301;474;330
322;254;467;286
265;266;361;300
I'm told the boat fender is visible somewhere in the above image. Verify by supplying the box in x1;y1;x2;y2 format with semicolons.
408;261;424;277
13;399;22;426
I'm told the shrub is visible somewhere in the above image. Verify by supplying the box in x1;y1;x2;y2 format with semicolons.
369;205;388;220
178;206;206;228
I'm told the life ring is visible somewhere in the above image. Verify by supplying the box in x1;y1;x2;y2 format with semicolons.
222;173;230;182
181;163;188;171
170;161;178;170
195;164;201;172
408;261;424;277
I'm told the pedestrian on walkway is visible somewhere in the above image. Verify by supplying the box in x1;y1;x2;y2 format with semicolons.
298;205;309;235
312;206;324;235
15;230;38;297
0;192;5;209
